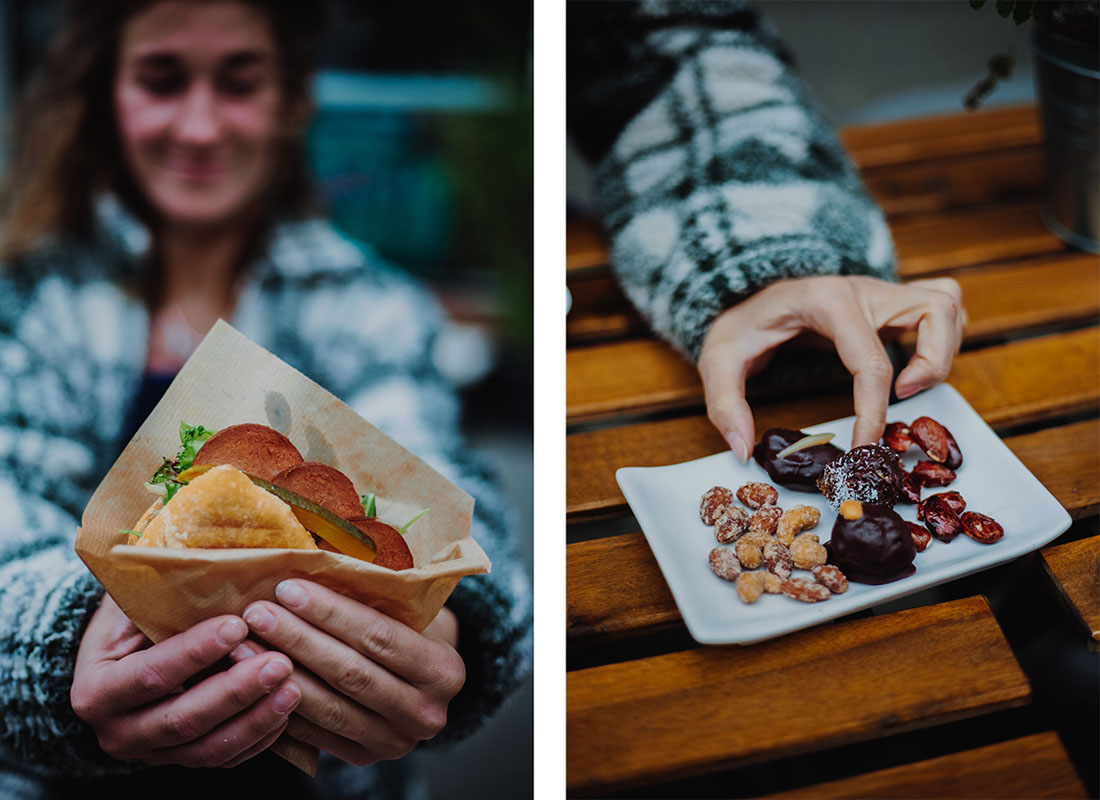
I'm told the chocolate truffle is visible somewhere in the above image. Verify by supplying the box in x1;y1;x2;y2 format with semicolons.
753;428;843;492
828;500;916;585
817;443;903;510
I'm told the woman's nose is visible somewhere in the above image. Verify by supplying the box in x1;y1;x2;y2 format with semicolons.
173;82;220;145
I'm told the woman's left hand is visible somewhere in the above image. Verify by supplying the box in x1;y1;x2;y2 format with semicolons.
230;580;465;765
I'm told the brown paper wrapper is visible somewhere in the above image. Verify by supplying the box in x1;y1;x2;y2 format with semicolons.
75;321;490;775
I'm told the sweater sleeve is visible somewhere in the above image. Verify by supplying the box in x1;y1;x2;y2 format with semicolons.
0;270;141;778
568;0;897;360
264;240;533;746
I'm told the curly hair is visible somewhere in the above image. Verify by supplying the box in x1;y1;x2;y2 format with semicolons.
0;0;328;260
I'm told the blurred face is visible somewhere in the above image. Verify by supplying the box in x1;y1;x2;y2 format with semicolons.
114;1;283;230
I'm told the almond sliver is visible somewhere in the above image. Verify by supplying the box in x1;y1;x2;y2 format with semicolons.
775;432;836;459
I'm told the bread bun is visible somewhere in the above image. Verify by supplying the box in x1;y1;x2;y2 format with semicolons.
135;464;318;551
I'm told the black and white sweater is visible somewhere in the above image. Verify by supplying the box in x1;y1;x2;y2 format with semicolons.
0;197;532;797
568;0;897;361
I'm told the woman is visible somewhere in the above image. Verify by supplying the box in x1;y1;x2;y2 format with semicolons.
0;1;530;797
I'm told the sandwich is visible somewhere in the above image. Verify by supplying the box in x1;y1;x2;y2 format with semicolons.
126;423;416;570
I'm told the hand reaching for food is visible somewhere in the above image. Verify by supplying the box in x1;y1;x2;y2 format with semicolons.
71;594;301;768
697;275;964;459
230;580;465;766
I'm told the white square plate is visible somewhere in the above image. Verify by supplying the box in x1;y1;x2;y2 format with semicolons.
616;383;1072;645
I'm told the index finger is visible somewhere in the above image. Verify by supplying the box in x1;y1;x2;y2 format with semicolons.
272;580;440;686
814;304;894;448
95;616;249;714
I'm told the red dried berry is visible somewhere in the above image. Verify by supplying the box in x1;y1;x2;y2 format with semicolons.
960;511;1004;544
936;491;967;515
907;521;932;552
912;460;957;487
899;471;922;504
882;422;915;453
922;494;963;542
944;433;963;471
910;416;962;469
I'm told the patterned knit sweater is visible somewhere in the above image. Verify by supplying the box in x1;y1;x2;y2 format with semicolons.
0;197;532;797
568;0;898;361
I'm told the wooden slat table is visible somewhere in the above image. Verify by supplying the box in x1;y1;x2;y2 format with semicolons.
565;105;1099;798
762;731;1088;799
1039;536;1100;648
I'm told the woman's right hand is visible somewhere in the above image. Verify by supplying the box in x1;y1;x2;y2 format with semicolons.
70;593;302;768
698;275;964;457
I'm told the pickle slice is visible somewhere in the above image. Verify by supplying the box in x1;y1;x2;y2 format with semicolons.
248;476;377;562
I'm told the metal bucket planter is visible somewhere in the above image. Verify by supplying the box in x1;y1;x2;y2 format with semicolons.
1030;25;1100;253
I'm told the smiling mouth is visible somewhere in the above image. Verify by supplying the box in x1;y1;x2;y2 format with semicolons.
162;159;230;181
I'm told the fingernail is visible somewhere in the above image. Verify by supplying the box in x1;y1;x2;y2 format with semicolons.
217;618;248;647
244;605;275;633
276;580;306;609
272;683;301;714
230;642;257;661
259;657;292;689
726;431;749;463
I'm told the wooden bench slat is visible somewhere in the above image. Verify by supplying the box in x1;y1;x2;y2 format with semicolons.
891;203;1067;277
839;105;1040;170
951;254;1100;341
567;324;1100;426
1004;421;1100;522
566;219;612;273
567;342;1100;518
1039;536;1100;644
566;274;645;342
567;419;1100;641
863;145;1043;217
567;339;697;422
566;596;1031;795
568;251;1100;346
762;731;1087;799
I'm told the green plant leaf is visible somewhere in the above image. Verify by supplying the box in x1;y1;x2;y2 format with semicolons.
1012;0;1036;24
177;422;217;471
360;493;377;518
399;508;429;534
119;529;142;538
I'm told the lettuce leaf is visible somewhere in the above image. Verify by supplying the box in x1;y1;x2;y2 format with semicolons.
177;422;217;471
147;422;219;504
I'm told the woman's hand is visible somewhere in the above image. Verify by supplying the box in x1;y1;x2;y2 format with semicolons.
698;275;964;457
231;580;465;766
71;593;302;768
